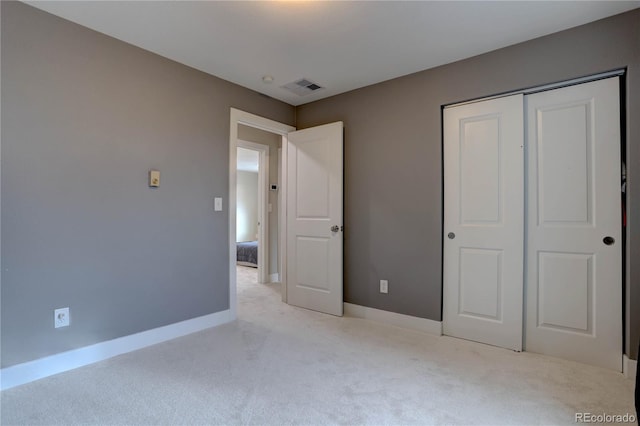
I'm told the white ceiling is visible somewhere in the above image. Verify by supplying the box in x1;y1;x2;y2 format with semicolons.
237;147;259;173
26;1;640;106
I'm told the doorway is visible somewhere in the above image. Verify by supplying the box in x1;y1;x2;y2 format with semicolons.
229;109;295;319
236;139;269;284
229;108;345;319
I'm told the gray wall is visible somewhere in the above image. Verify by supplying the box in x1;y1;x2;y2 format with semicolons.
3;0;639;369
0;2;294;368
297;9;640;359
237;124;282;276
236;170;259;243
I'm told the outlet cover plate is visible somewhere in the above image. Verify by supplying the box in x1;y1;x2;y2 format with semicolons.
54;307;70;328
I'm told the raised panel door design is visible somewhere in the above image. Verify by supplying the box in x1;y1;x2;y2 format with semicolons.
537;252;592;334
287;122;343;316
460;117;501;224
526;77;621;371
458;248;502;321
536;101;593;226
443;94;524;351
295;236;330;292
296;139;330;219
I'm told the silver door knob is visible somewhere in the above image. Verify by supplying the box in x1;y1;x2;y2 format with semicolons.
448;232;455;239
331;225;340;232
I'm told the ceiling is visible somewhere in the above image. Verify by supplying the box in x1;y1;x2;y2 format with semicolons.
26;1;640;106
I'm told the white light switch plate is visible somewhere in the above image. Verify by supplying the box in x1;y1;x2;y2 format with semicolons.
214;197;223;211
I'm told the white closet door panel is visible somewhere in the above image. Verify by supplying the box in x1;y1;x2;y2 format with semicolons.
537;102;591;224
459;248;503;320
525;77;622;371
443;94;524;351
460;118;501;223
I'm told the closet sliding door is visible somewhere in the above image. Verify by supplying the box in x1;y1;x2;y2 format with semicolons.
443;77;622;370
525;78;622;371
443;94;524;351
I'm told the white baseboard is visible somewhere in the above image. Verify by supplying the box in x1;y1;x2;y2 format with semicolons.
0;309;233;391
344;303;442;336
269;273;280;283
623;354;637;379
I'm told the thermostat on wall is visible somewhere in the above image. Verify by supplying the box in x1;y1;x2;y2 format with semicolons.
270;184;278;191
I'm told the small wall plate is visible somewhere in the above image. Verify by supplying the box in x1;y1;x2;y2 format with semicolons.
149;170;160;187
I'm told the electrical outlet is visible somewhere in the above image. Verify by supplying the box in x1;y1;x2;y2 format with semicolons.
54;307;70;328
380;280;389;294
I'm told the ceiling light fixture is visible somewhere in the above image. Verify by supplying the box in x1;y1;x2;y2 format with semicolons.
262;75;274;84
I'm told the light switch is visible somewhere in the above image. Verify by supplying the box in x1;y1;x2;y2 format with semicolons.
214;197;223;211
149;170;160;187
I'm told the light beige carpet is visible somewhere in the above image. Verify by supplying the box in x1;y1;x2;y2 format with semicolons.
1;266;635;425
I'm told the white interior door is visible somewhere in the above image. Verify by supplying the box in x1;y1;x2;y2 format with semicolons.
525;77;622;371
443;94;524;351
286;122;343;316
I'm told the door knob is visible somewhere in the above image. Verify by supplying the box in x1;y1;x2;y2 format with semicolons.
331;225;340;232
603;236;615;246
448;232;455;239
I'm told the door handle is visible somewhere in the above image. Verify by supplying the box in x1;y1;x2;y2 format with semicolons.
448;232;455;239
331;225;340;232
603;236;615;246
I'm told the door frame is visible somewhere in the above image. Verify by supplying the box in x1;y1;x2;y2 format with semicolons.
236;139;269;284
229;108;295;319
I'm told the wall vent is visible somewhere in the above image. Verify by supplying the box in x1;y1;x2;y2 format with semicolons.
281;78;325;96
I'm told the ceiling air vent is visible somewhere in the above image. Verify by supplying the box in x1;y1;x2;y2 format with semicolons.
281;78;325;97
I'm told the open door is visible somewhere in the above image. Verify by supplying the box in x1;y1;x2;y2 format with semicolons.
286;122;344;316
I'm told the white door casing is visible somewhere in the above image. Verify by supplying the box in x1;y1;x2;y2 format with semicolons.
525;77;622;371
443;94;524;351
286;122;344;316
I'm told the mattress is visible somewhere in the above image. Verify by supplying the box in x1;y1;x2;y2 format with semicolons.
236;240;258;266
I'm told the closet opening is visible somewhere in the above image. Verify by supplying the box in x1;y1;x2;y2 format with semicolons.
442;71;626;372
